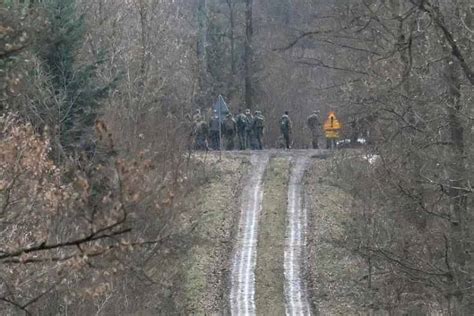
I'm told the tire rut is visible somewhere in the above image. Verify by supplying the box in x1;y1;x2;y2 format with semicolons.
284;156;311;316
230;153;269;315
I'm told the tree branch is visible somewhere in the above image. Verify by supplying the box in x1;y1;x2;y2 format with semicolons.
0;225;131;260
0;297;32;315
295;58;369;75
370;248;450;277
274;17;364;51
414;0;474;85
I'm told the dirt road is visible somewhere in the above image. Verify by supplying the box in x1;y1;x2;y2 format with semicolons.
228;150;321;315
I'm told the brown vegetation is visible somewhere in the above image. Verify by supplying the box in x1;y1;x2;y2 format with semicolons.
0;114;189;314
1;0;473;314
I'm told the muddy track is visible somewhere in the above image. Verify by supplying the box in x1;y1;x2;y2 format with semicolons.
230;153;269;315
284;156;311;316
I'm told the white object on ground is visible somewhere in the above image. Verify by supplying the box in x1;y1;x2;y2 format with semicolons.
362;154;380;165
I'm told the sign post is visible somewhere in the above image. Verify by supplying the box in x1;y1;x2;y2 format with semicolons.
219;102;222;158
323;111;342;150
213;95;229;159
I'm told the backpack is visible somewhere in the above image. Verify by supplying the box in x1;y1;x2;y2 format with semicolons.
307;115;320;129
209;117;220;131
198;121;209;136
254;116;264;128
236;114;247;130
280;116;289;132
223;118;235;134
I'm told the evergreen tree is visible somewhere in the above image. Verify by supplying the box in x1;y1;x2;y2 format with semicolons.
39;0;115;153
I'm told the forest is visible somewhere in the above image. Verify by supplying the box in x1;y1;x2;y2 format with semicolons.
1;0;473;315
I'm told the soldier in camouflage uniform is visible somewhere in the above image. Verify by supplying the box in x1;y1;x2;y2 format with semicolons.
306;110;321;149
253;110;265;150
245;109;255;149
193;115;209;151
236;109;248;150
280;111;292;149
209;114;221;150
222;113;237;150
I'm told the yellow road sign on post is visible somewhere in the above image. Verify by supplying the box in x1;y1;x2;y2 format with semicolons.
324;112;342;139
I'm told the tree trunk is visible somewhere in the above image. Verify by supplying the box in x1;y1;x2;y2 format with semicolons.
227;0;236;76
243;0;253;110
226;0;237;99
196;0;208;108
138;0;148;86
444;60;472;315
446;8;473;313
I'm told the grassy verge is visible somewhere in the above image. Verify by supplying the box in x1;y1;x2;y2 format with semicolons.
181;155;249;314
138;154;249;315
304;158;368;315
255;157;290;315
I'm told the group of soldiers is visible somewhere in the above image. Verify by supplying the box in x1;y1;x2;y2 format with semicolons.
277;110;322;149
190;108;323;151
191;108;265;151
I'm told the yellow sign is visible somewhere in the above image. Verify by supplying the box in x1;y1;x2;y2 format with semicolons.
324;112;342;139
325;130;340;139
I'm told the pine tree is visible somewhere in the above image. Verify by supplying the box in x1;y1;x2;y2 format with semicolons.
39;0;115;154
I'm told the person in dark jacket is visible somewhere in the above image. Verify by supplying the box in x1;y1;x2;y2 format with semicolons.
209;114;221;150
222;113;237;150
280;111;292;149
236;109;248;150
306;110;321;149
253;110;265;150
